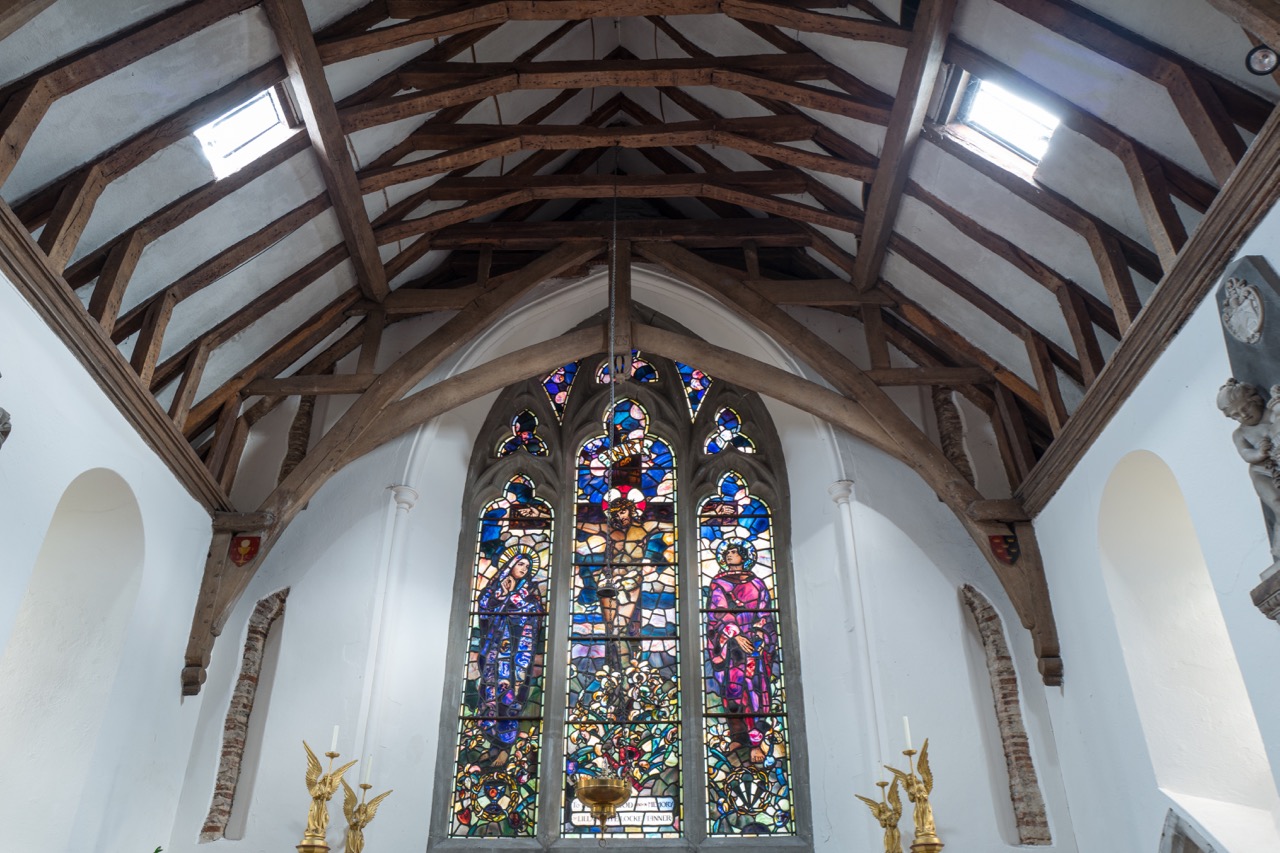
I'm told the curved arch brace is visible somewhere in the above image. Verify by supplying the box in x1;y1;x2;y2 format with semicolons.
182;278;1061;694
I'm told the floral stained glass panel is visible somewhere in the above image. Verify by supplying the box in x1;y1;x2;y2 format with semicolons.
698;472;794;836
564;399;682;837
449;475;553;837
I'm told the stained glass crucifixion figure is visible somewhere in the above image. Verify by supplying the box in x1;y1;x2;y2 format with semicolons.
566;398;682;837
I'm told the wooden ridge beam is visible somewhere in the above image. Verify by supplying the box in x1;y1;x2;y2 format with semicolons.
264;0;388;302
340;56;892;132
426;169;808;198
320;0;909;64
851;0;956;291
0;198;230;511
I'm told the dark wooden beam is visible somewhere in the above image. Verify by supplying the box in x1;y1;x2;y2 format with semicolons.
0;0;55;41
341;55;892;132
1206;0;1280;52
264;0;388;301
0;199;229;510
320;0;909;63
0;0;259;188
851;0;957;291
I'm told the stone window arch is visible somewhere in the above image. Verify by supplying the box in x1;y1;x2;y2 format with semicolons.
430;342;811;850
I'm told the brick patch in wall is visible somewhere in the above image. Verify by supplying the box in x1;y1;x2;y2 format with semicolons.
200;588;289;842
961;584;1052;845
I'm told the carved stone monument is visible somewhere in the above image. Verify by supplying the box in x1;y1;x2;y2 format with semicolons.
0;406;9;451
1214;256;1280;622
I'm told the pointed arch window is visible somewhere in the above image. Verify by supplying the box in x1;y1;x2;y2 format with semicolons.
439;348;806;848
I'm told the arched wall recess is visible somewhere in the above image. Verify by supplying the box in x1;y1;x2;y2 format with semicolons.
1098;450;1280;845
0;468;145;853
182;267;1061;694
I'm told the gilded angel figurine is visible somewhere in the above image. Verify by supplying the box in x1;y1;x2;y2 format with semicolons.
856;776;903;853
887;739;937;840
302;742;358;844
341;778;393;853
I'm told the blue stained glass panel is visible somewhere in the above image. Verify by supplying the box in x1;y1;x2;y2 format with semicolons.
675;361;713;421
704;407;757;454
543;362;580;422
596;351;659;384
498;409;547;456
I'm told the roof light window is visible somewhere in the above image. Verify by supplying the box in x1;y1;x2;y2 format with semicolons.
194;87;293;179
959;79;1060;163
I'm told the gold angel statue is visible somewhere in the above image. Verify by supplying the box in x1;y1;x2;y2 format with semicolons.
301;741;358;845
856;776;903;853
341;778;393;853
887;739;939;845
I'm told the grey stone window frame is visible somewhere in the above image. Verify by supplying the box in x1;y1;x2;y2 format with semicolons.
429;344;813;852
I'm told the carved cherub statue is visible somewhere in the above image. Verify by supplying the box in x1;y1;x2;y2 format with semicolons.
0;407;9;451
856;776;903;853
341;778;393;853
1218;379;1280;559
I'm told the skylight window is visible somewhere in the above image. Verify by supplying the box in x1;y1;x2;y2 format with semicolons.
959;79;1060;163
194;87;294;179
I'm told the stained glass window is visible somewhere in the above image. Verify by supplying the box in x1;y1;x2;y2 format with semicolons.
698;472;793;836
565;399;682;836
447;353;804;846
543;362;579;422
498;409;547;457
596;351;659;384
676;361;713;421
449;475;553;837
705;407;757;454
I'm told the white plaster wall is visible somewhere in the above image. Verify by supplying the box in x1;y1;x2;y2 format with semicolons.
169;269;1074;851
1033;204;1280;851
0;271;214;853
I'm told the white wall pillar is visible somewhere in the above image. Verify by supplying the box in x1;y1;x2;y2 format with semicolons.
354;484;419;773
828;479;887;769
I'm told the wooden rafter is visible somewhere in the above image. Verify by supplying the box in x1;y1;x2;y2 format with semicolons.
1206;0;1280;51
851;0;957;291
264;0;389;302
318;0;910;64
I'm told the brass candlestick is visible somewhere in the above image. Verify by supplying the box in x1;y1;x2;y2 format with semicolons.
886;739;943;853
298;741;358;853
342;779;393;853
856;777;904;853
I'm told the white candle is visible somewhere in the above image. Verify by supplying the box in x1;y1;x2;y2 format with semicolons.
362;754;374;786
330;725;340;754
903;716;912;751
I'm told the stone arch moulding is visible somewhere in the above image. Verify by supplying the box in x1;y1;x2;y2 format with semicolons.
181;269;1062;695
201;587;290;842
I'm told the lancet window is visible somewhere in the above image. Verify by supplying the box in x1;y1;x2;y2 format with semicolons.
437;349;806;848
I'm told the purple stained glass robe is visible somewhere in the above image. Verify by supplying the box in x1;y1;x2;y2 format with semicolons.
707;569;776;726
